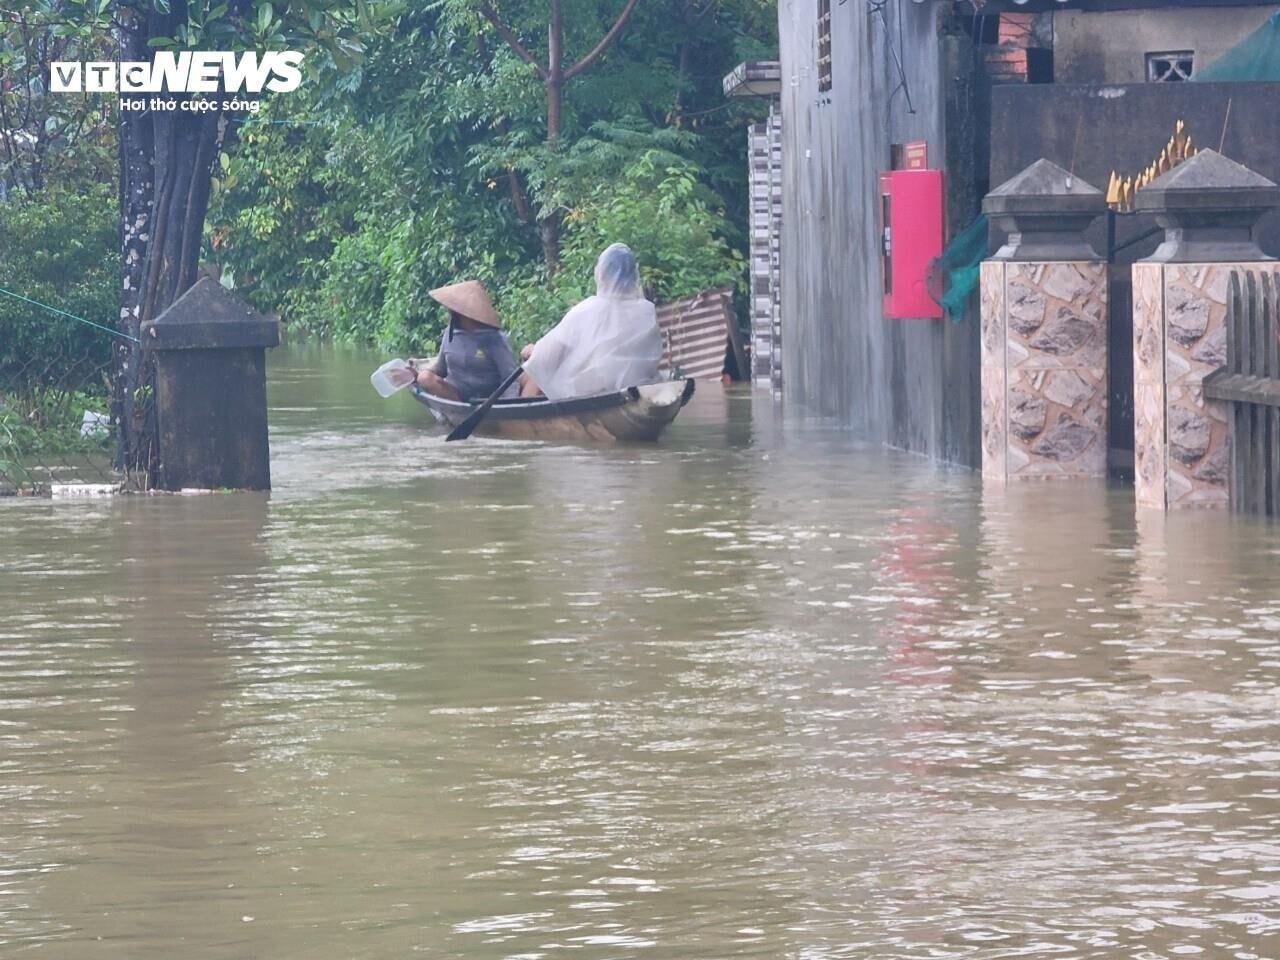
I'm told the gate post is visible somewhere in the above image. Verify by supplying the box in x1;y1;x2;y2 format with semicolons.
141;277;281;491
980;159;1108;481
1131;150;1280;509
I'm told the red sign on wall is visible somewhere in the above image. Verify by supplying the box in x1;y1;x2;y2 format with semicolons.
904;140;928;171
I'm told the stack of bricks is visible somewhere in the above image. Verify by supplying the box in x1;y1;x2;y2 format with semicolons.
982;13;1049;84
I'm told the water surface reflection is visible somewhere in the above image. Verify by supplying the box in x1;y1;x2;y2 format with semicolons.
2;347;1278;959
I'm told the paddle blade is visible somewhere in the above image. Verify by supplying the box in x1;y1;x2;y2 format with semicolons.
445;365;524;442
444;419;478;442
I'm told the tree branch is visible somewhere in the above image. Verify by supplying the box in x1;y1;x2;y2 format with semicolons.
476;3;548;80
564;0;641;80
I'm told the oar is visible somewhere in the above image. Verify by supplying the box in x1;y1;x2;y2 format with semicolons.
445;365;524;442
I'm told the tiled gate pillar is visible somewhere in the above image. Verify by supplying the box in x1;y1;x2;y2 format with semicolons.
980;159;1108;481
1131;150;1280;509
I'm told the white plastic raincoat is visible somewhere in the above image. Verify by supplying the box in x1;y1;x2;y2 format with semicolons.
524;244;663;401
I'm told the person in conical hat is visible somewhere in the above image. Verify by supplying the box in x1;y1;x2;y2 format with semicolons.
409;280;520;401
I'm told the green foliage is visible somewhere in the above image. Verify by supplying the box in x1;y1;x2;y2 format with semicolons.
561;149;745;301
497;147;746;349
0;182;118;398
0;389;112;459
0;183;115;462
6;0;775;367
207;0;774;353
0;2;116;195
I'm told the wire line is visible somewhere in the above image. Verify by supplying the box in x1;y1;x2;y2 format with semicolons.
0;286;140;343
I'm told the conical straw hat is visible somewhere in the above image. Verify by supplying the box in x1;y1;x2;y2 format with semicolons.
429;280;500;327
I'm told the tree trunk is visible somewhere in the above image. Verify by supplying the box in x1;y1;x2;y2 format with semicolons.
115;8;155;479
478;0;641;275
540;0;564;275
140;108;228;323
539;75;562;274
114;6;234;484
672;38;691;125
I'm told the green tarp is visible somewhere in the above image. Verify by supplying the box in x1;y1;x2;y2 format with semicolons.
1194;11;1280;82
931;214;988;323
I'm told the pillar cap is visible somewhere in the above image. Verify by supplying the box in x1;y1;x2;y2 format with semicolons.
1135;150;1279;263
722;60;781;98
142;276;281;350
983;159;1105;260
984;158;1106;215
1135;148;1279;214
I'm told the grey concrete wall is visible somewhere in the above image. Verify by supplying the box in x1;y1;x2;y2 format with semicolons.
990;82;1280;256
776;0;982;465
1053;6;1280;83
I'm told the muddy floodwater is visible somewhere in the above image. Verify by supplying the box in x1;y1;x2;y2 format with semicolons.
3;345;1280;959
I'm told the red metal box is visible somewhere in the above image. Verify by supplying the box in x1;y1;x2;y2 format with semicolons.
880;169;944;320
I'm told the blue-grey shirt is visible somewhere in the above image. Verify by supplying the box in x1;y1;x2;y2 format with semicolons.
437;328;519;400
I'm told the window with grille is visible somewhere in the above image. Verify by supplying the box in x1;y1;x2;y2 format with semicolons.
1146;51;1194;82
817;0;832;92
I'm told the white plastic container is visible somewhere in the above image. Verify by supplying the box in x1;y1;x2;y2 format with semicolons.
80;410;110;437
370;359;413;398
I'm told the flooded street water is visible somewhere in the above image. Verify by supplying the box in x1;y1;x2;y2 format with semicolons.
3;345;1280;959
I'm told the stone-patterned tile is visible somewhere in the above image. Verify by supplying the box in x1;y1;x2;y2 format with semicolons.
1005;261;1107;370
1164;382;1230;508
1164;262;1280;388
1132;262;1164;385
1135;261;1280;510
980;261;1005;369
1005;367;1107;479
1133;377;1166;509
1163;264;1229;389
981;364;1007;481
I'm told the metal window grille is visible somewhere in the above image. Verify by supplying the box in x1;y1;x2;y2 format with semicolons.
1146;51;1194;82
817;0;833;92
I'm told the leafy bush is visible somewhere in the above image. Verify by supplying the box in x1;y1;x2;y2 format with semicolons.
205;0;770;356
0;184;116;462
0;183;118;402
559;150;745;301
0;390;112;459
493;148;745;351
210;84;535;354
211;114;746;354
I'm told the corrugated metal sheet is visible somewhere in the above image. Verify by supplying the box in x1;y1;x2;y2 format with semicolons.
656;287;737;381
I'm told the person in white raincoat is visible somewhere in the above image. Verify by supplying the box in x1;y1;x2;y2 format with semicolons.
521;243;663;400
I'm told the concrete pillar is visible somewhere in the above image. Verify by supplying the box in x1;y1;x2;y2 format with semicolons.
980;159;1108;481
141;277;281;491
1131;150;1280;509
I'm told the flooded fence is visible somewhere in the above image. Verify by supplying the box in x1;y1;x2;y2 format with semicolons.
1204;269;1280;516
0;337;123;495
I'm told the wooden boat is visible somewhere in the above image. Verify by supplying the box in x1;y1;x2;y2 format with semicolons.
411;379;696;442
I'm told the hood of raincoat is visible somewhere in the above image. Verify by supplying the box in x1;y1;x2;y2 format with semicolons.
524;244;664;401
